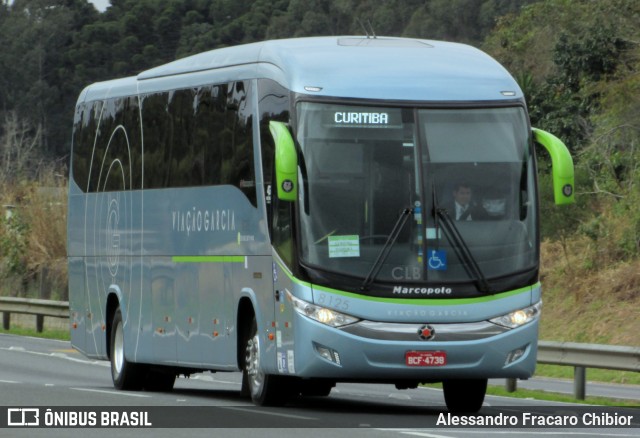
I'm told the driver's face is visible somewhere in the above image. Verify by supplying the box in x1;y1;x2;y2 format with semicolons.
454;187;472;206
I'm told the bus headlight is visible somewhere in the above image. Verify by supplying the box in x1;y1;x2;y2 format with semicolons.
287;291;360;328
490;301;541;329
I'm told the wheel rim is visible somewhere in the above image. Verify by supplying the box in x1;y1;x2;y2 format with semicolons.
245;333;264;396
113;320;124;376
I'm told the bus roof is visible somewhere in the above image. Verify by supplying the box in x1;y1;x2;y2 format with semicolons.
82;36;523;103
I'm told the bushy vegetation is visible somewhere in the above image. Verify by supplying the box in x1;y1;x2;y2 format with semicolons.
0;174;67;299
0;114;67;299
1;0;639;344
483;0;640;345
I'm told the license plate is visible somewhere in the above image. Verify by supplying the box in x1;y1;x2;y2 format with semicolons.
405;351;447;367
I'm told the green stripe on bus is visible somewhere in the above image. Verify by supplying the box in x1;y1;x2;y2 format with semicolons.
172;256;245;263
311;282;537;306
274;257;538;306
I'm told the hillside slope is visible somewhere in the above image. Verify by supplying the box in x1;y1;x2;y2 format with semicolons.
539;240;640;346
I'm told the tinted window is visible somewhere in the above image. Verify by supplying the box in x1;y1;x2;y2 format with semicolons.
142;81;256;205
72;97;141;193
71;100;103;191
257;79;290;239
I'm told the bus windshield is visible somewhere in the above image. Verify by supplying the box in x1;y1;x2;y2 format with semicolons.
295;102;537;291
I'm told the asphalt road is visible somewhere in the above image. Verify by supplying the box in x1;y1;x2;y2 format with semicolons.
0;334;637;438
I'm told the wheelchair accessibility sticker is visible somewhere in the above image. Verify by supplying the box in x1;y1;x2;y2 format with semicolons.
427;250;447;271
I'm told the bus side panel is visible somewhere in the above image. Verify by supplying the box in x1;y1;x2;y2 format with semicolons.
128;252;153;364
271;259;300;375
68;180;88;355
117;249;147;366
196;261;228;367
80;189;144;361
175;260;203;366
174;258;235;368
148;256;176;364
142;185;270;368
230;255;276;371
68;256;86;354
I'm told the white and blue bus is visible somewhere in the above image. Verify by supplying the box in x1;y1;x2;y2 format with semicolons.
67;36;574;412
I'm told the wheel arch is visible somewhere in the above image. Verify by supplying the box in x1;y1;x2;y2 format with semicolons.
105;292;120;360
236;296;256;369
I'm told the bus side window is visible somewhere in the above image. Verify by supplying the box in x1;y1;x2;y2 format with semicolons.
258;79;290;240
71;101;103;192
224;80;256;206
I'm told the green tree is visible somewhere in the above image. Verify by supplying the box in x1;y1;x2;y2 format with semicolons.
484;0;640;260
404;0;536;43
1;0;98;158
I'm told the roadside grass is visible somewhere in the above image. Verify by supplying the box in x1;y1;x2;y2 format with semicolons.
485;384;640;407
423;382;639;407
0;326;70;341
535;364;640;386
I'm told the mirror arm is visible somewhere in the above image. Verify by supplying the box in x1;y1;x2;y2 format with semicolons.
533;127;575;205
269;121;298;202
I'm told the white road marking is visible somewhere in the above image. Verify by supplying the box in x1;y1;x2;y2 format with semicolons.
222;406;316;421
388;393;412;400
381;430;640;437
188;374;241;386
393;431;455;438
70;387;151;398
1;346;109;367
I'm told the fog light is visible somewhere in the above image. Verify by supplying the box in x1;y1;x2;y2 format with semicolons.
505;347;527;365
313;343;341;365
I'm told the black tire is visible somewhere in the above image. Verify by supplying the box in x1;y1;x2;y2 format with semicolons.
299;379;334;397
110;307;144;390
442;378;487;413
242;317;290;406
144;367;176;392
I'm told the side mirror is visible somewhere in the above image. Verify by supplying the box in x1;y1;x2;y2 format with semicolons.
533;128;575;205
269;121;298;202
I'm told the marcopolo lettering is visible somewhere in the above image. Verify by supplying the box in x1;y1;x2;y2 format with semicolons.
393;286;452;295
334;112;389;125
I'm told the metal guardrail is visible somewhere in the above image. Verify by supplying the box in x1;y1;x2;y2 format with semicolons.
533;340;640;400
538;340;640;372
0;297;638;399
0;296;69;333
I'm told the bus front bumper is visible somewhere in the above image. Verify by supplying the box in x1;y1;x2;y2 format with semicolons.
284;314;538;381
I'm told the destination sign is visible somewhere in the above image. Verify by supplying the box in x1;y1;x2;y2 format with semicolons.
334;111;389;125
320;106;403;129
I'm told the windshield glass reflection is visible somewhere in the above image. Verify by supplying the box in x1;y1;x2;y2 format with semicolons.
295;102;537;291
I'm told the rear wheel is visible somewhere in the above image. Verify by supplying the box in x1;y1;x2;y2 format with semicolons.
110;308;144;390
243;317;290;406
442;378;487;413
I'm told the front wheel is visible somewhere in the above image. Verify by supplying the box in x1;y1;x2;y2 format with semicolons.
442;378;487;413
243;317;290;406
110;307;144;390
299;379;334;397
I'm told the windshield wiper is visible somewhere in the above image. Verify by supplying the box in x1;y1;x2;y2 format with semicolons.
435;208;492;293
432;186;492;293
360;207;412;291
